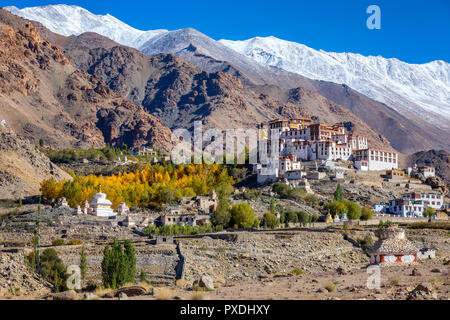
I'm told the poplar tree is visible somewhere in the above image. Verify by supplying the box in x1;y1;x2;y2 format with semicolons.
334;184;344;202
32;196;42;273
124;240;136;283
80;246;87;280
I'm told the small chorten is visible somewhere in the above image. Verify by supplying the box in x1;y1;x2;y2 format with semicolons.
325;213;333;223
89;185;116;217
368;225;418;265
117;202;130;215
334;215;341;222
341;212;348;222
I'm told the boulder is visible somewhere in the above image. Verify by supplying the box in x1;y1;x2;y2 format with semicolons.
44;290;79;300
83;293;98;300
118;292;128;300
115;286;147;297
198;275;214;290
407;282;436;300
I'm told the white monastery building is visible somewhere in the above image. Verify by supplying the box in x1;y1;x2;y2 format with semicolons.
257;118;399;183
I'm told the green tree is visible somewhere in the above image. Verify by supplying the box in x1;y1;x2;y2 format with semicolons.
297;211;312;227
101;240;127;289
262;212;279;229
39;138;44;147
39;248;67;292
211;197;231;227
324;201;346;218
230;203;257;228
80;246;87;280
279;208;286;224
361;207;374;221
124;240;136;284
423;207;434;217
140;270;148;283
286;210;298;223
343;200;361;220
269;198;276;215
334;184;344;202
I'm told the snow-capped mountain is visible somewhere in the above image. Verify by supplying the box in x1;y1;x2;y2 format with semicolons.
4;4;168;49
3;4;449;141
219;37;450;130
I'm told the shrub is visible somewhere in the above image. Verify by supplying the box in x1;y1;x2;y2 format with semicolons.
236;189;261;200
67;239;83;246
262;212;279;229
230;203;257;228
140;271;148;283
286;210;298;223
357;234;374;249
211;197;231;227
343;200;361;220
324;201;346;218
52;239;65;246
291;268;304;276
388;276;401;286
323;282;336;292
288;188;306;201
297;211;311;227
361;207;374;220
39;248;67;292
304;194;319;206
272;183;291;198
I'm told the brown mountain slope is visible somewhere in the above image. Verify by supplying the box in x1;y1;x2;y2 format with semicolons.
0;9;172;151
33;28;392;151
0;124;71;199
141;31;447;154
408;150;450;183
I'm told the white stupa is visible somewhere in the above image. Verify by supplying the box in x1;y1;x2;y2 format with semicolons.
89;191;116;217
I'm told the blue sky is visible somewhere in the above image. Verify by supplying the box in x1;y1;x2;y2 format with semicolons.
5;0;450;63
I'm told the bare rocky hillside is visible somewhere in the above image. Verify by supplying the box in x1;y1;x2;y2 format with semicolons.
0;125;70;199
0;9;173;152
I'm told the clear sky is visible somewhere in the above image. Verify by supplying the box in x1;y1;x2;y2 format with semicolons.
4;0;450;63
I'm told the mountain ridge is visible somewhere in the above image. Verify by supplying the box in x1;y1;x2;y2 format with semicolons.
4;4;449;153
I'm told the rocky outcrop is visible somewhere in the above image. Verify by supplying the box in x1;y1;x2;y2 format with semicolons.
408;150;450;184
0;125;71;199
0;9;172;152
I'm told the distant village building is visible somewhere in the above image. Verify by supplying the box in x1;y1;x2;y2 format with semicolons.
130;146;157;156
258;118;398;179
368;226;418;265
373;203;387;213
352;148;398;171
432;211;448;221
417;166;435;178
389;192;444;217
386;169;406;180
161;212;210;227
